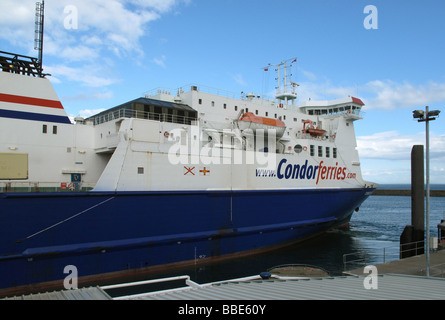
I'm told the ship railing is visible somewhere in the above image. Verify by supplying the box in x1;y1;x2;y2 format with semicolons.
91;108;197;126
295;131;335;142
146;84;240;100
430;262;445;277
145;84;276;105
343;240;423;270
0;51;48;78
343;239;443;274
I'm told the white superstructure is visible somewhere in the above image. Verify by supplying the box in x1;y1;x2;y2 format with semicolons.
0;58;375;193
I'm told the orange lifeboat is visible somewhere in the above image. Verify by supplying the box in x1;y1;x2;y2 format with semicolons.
237;112;286;139
303;119;326;137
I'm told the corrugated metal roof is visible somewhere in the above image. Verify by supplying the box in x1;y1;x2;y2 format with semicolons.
4;274;444;300
119;274;445;300
3;286;112;300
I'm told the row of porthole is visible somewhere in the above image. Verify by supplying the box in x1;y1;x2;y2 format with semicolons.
294;144;338;158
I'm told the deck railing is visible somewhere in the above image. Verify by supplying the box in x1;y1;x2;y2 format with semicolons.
343;240;425;270
90;108;197;126
343;239;445;277
0;51;47;78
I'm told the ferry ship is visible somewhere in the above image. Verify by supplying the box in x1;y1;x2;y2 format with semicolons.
0;6;375;294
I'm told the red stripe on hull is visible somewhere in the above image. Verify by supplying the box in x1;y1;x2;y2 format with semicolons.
0;93;64;109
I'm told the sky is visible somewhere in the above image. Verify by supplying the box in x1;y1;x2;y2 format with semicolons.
0;0;444;184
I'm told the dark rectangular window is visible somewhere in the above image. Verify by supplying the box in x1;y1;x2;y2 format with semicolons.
42;124;47;133
52;125;58;134
318;146;323;157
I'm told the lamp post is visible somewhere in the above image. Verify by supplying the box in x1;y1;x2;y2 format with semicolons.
413;106;441;277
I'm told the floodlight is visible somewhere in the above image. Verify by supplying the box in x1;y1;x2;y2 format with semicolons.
427;110;440;117
412;110;425;119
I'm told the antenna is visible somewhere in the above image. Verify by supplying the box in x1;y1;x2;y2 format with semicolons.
272;57;298;106
34;1;45;72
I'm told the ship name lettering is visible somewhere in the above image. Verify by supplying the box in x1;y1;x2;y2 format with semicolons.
277;159;349;184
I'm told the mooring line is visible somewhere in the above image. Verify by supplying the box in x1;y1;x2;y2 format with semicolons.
16;196;115;243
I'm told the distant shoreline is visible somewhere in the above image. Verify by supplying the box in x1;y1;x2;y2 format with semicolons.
373;189;445;197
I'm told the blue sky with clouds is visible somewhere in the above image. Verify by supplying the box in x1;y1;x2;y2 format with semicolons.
1;0;444;184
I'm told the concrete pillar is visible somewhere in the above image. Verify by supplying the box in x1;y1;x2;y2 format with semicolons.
400;145;425;258
411;145;424;233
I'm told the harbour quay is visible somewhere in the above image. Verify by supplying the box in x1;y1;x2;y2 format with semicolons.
373;189;445;197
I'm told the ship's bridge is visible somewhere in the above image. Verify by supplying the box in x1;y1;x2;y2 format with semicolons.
88;97;198;126
299;96;365;120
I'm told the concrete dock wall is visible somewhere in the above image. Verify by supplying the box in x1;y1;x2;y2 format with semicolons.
373;189;445;197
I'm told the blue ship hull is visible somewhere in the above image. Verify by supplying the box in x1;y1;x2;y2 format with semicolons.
0;187;373;291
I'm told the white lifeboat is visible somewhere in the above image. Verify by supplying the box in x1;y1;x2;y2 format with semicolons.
236;112;286;139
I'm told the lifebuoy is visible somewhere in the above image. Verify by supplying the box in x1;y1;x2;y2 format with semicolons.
164;131;169;138
303;146;307;151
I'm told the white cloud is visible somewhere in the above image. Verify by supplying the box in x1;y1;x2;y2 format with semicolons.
232;73;247;86
357;131;445;161
295;69;445;111
0;0;189;88
153;55;167;68
297;80;357;104
78;108;107;118
361;80;445;110
128;0;189;13
44;64;119;88
300;69;317;81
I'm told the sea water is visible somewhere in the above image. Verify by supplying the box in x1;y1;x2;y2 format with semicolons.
164;185;445;282
107;185;445;296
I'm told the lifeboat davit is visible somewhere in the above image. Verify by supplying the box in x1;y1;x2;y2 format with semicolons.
236;112;286;139
303;119;326;137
